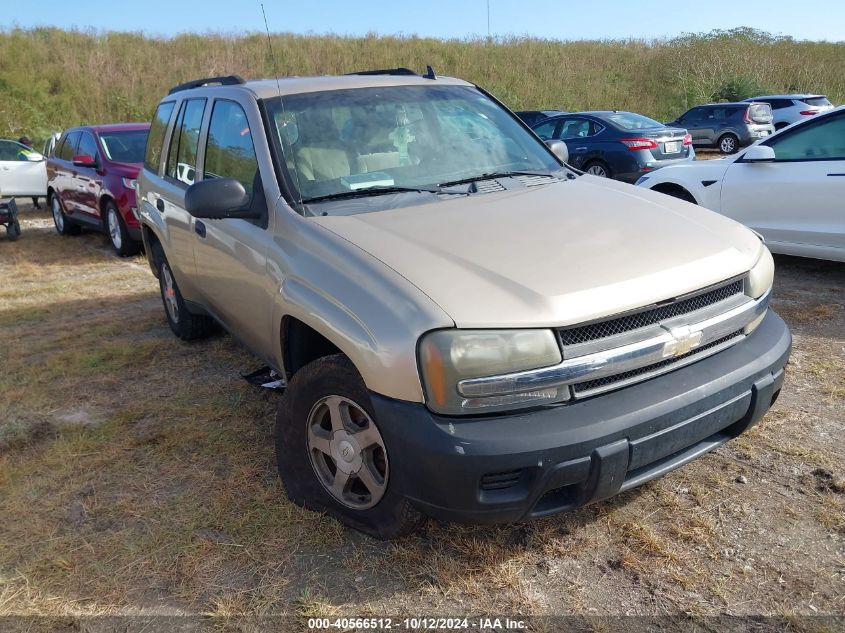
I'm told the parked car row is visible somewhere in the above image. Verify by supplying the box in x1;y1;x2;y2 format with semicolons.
0;124;150;254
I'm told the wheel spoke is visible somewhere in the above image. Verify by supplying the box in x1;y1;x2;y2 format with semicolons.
330;469;350;497
309;430;332;456
356;462;384;495
353;423;382;450
326;396;347;433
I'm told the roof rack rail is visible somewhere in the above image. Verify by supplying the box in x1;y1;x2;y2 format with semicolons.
347;66;437;79
168;75;246;95
347;67;417;76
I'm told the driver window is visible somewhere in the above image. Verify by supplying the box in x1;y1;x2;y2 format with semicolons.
533;120;557;141
768;114;845;161
204;100;259;193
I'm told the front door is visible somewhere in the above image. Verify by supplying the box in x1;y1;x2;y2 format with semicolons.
190;98;276;360
72;131;103;220
0;140;47;197
721;111;845;255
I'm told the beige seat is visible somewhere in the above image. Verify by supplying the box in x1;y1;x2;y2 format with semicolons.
295;146;350;181
356;152;401;173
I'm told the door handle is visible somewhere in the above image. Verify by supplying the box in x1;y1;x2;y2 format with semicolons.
194;220;206;238
575;147;588;151
156;198;165;212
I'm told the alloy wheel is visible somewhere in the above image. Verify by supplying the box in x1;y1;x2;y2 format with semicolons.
161;263;180;323
720;136;737;153
108;209;122;250
51;197;64;232
306;395;389;510
587;164;608;177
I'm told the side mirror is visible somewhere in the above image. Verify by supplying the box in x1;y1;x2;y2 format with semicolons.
743;145;776;163
27;151;45;162
72;154;97;168
185;178;258;219
545;139;569;165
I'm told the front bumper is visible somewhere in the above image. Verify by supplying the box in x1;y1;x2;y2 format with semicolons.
370;311;791;524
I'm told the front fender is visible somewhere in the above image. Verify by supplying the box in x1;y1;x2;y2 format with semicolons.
269;205;454;403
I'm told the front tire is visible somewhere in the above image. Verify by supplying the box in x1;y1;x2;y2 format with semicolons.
105;202;140;257
152;243;216;340
718;133;739;154
6;218;20;241
584;160;611;178
50;193;81;236
276;354;422;539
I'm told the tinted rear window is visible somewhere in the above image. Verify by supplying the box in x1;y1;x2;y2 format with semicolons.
748;103;773;123
144;101;176;173
604;112;663;130
801;97;832;107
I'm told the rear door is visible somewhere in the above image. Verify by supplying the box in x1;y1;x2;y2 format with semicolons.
721;111;845;256
191;97;275;358
676;108;708;144
72;131;103;220
155;98;208;285
0;140;47;197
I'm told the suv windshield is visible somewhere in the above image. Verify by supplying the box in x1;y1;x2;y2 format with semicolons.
263;85;562;204
99;130;149;163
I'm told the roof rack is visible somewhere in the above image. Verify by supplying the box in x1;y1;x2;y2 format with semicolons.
167;75;246;95
347;66;437;80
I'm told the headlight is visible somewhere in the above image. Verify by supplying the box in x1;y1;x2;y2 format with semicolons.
122;178;138;190
634;175;650;186
746;245;774;299
744;245;774;334
418;329;565;415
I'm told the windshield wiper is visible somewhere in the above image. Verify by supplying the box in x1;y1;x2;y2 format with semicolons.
302;185;444;203
437;170;556;188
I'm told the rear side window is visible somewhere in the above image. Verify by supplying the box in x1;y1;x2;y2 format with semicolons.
58;131;81;161
204;100;259;193
144;101;176;173
801;96;832;108
166;99;207;186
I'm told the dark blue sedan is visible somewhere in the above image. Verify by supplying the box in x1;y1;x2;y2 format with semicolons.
531;111;695;183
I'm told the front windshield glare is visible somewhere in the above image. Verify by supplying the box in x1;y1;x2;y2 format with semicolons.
263;85;561;202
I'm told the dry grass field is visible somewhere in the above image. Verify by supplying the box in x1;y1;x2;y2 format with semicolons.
0;204;843;631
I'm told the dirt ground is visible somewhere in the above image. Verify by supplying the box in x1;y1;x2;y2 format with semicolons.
0;203;843;631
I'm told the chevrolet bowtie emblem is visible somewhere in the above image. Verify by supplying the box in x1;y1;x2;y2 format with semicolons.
662;326;703;358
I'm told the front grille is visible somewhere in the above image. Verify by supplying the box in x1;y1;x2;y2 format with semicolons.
559;279;743;346
572;330;743;396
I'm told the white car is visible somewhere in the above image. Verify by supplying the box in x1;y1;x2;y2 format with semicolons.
0;139;48;197
636;106;845;263
744;94;835;130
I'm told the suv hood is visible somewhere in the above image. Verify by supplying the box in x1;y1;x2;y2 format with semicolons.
315;176;763;328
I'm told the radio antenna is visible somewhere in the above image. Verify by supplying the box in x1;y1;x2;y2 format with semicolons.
260;2;305;209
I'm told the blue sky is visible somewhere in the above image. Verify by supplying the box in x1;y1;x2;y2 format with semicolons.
6;0;845;41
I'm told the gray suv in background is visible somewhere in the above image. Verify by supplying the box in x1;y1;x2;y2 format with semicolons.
668;102;774;154
743;94;834;130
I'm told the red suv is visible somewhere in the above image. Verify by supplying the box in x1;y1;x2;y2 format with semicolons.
47;123;150;256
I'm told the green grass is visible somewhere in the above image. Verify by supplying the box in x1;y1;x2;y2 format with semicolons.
1;26;843;147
